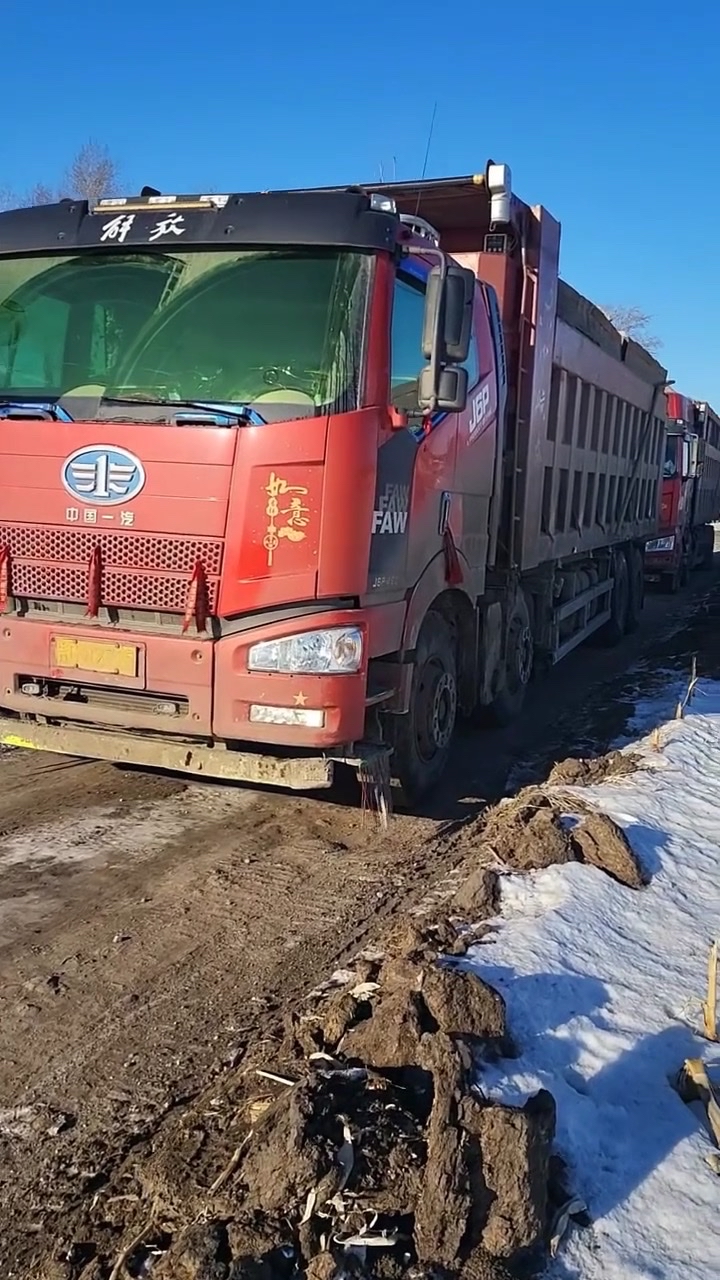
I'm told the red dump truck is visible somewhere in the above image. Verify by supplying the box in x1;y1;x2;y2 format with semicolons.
644;391;720;590
0;168;668;803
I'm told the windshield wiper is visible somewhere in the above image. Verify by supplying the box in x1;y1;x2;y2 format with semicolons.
99;395;266;426
0;399;73;422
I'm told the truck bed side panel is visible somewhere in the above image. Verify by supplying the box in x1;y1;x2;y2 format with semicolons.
695;439;720;526
367;175;668;573
695;407;720;527
514;230;666;570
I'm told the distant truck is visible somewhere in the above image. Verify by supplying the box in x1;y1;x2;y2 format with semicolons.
0;167;669;803
645;392;720;591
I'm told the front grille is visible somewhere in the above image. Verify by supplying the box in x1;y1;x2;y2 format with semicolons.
0;525;223;574
0;524;223;614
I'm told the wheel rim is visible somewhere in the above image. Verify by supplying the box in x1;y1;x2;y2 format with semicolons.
415;659;457;762
506;620;533;694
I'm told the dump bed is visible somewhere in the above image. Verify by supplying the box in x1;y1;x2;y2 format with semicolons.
694;402;720;526
373;174;667;572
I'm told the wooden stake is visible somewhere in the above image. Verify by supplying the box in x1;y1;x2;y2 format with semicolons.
703;940;719;1043
676;1058;720;1147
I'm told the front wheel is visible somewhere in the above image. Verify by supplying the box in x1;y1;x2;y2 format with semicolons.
385;611;458;807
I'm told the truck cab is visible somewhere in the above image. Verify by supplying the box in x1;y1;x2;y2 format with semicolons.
645;390;700;590
0;184;502;801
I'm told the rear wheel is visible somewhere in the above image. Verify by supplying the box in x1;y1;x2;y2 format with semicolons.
386;611;457;807
660;556;688;593
483;590;534;727
597;551;629;646
701;527;715;570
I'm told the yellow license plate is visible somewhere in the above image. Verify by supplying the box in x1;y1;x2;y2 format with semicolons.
52;637;138;678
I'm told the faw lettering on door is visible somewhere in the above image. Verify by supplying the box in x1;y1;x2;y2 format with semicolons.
372;483;409;534
468;380;493;440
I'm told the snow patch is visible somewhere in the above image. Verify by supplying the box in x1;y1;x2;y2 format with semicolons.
467;680;720;1279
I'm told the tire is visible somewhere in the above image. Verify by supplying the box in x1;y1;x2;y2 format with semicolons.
483;589;534;727
386;611;458;807
625;545;644;634
597;551;629;646
701;528;715;570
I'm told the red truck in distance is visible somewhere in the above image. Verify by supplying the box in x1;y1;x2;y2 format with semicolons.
0;168;669;804
644;390;720;591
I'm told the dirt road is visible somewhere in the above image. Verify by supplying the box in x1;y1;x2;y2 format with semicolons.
1;570;718;1278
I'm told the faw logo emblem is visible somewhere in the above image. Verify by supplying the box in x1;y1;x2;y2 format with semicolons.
373;483;409;535
61;446;146;506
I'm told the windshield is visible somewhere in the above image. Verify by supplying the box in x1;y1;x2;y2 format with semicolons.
0;248;370;422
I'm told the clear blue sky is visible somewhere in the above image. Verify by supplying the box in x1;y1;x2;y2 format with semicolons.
4;0;720;404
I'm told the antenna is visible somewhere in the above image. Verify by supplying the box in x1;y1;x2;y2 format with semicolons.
415;101;438;215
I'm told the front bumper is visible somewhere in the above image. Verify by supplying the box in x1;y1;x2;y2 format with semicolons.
0;715;337;789
0;609;370;749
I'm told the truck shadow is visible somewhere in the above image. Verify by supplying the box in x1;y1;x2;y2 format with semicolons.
468;964;715;1227
421;574;720;826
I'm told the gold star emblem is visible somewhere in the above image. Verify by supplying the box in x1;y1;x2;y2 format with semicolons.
294;691;307;706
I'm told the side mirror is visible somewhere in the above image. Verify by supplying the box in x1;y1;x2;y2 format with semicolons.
418;364;469;414
683;435;700;479
422;264;474;364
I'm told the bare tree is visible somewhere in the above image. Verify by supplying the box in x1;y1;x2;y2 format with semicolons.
601;303;662;354
26;182;56;207
0;142;121;212
61;140;120;203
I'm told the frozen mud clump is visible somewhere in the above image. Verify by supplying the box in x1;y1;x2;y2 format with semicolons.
422;965;508;1053
156;1220;232;1279
548;749;641;787
453;868;501;922
571;810;647;888
459;784;649;889
480;790;576;872
460;1089;556;1269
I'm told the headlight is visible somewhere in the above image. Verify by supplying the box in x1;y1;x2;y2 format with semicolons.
645;536;675;552
248;626;363;674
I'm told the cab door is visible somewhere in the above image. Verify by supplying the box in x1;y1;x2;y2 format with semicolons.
366;255;499;600
367;256;458;599
450;285;500;589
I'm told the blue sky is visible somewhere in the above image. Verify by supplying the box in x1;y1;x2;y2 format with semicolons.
4;0;720;404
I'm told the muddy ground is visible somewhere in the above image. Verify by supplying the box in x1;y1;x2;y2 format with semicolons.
1;568;720;1279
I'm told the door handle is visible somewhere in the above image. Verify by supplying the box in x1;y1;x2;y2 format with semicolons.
438;492;451;535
